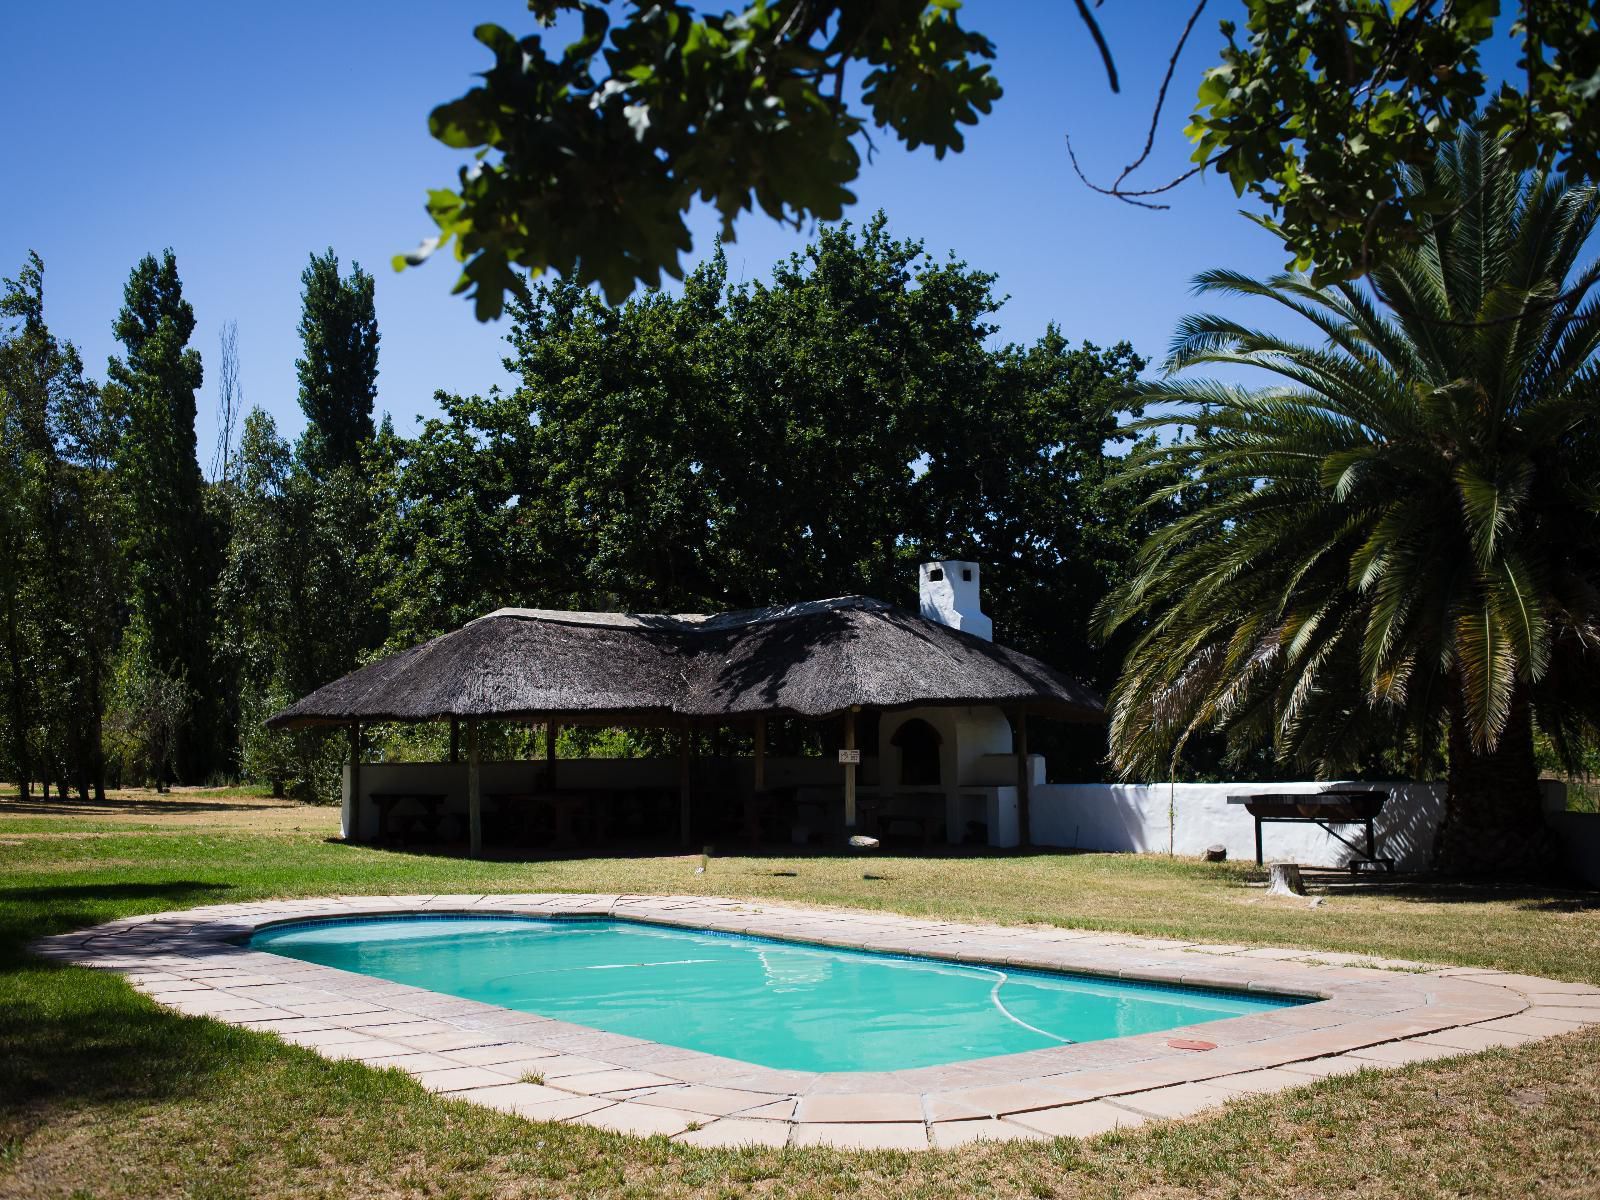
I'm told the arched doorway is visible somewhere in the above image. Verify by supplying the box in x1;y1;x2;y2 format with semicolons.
891;718;943;786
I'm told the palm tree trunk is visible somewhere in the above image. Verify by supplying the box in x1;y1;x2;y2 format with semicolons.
1435;689;1556;877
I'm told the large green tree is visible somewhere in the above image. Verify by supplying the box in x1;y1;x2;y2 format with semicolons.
105;250;219;783
0;253;121;800
216;252;384;799
1189;0;1600;282
295;250;379;478
289;249;383;688
217;405;381;800
378;218;1145;715
410;1;1600;313
0;258;51;797
368;404;534;649
1099;126;1600;876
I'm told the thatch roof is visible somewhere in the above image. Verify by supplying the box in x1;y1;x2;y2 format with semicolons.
266;597;1104;729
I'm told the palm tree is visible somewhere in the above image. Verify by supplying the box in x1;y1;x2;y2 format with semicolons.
1099;126;1600;876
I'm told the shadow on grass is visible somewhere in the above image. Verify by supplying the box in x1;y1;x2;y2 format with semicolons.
338;836;1093;864
0;881;237;965
0;881;237;905
0;793;298;818
0;957;282;1142
1303;874;1600;906
1524;895;1600;912
0;879;257;1145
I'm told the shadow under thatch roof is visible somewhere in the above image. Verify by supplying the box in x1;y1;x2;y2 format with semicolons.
266;597;1104;729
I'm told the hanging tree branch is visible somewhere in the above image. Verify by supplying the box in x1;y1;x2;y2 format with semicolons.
1115;0;1209;191
1073;0;1121;93
1062;0;1210;209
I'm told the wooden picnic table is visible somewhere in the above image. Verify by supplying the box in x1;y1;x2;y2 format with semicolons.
370;791;448;845
487;790;610;848
1227;790;1394;872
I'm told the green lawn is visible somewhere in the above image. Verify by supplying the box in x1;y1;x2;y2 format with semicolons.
3;797;1598;1199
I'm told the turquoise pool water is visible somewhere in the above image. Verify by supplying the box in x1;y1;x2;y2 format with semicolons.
251;916;1301;1073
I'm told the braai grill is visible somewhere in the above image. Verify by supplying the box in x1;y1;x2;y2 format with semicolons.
1226;790;1395;873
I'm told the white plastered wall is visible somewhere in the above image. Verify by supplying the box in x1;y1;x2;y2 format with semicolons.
1028;780;1463;869
1029;779;1600;878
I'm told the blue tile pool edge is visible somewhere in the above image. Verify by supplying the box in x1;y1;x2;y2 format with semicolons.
240;910;1323;1007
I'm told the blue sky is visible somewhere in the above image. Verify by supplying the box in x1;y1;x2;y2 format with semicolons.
0;2;1492;462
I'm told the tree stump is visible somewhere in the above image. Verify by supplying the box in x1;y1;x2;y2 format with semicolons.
1203;844;1227;863
1267;861;1306;896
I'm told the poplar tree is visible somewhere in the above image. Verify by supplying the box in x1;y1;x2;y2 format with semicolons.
105;250;218;782
291;248;382;691
295;250;379;478
0;259;50;796
0;253;119;799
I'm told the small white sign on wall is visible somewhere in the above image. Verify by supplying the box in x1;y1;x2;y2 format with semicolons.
837;749;861;764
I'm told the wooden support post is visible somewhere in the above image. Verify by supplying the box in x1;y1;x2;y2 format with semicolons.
449;717;460;764
678;725;692;848
545;720;557;789
843;708;858;829
753;715;766;793
348;722;361;842
1015;708;1031;848
467;719;482;859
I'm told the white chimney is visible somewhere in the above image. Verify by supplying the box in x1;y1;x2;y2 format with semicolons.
919;560;992;641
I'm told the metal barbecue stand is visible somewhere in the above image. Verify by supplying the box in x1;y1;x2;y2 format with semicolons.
1226;790;1396;874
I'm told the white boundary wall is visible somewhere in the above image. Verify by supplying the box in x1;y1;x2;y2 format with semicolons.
1032;780;1600;879
1033;780;1452;870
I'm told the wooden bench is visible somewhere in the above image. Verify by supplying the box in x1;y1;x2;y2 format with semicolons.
370;792;447;846
872;793;943;846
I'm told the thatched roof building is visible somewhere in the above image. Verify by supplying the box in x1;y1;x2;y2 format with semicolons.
267;596;1104;729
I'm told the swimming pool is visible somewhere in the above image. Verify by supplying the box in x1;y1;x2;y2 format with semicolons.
251;916;1303;1073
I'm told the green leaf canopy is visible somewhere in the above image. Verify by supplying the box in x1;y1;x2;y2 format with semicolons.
1100;126;1600;873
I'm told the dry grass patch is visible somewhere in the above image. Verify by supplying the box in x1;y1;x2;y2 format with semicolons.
0;782;339;835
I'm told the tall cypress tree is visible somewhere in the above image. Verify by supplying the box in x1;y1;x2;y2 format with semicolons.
296;250;378;478
0;253;115;799
0;256;51;797
292;249;382;695
106;249;218;782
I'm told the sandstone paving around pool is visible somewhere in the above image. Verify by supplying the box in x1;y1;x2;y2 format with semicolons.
32;894;1600;1151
